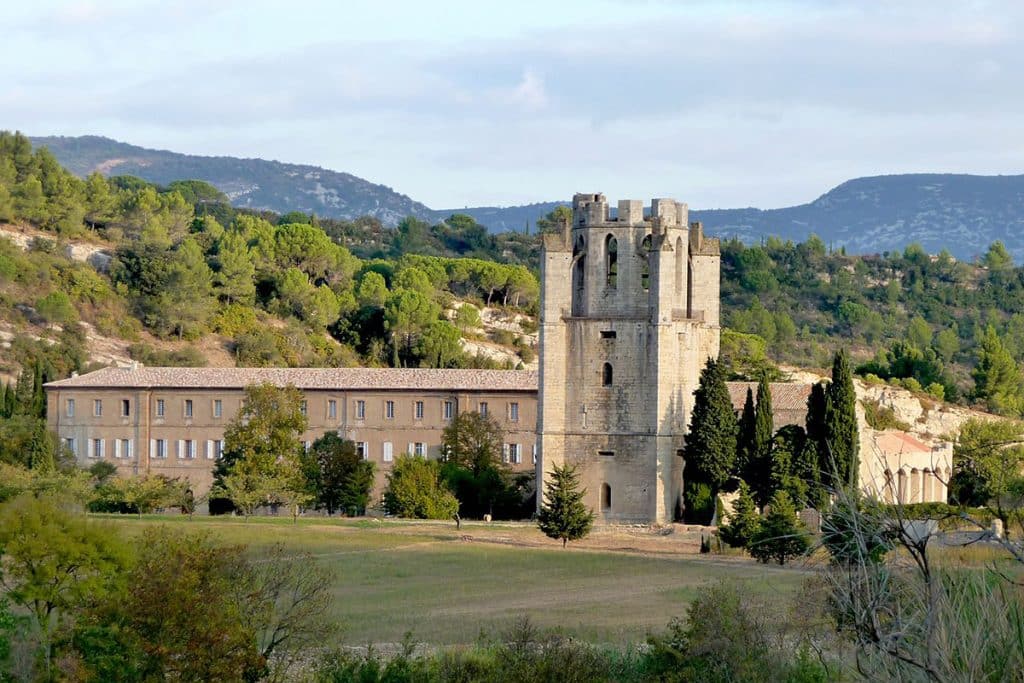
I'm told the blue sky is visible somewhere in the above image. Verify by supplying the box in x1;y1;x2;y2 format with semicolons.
3;1;1021;209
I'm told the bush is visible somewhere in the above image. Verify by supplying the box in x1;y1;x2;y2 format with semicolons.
684;480;715;524
383;455;459;519
719;483;761;548
35;291;77;324
747;491;811;565
861;399;911;431
127;343;207;367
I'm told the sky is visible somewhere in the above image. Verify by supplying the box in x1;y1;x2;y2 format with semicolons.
3;0;1022;209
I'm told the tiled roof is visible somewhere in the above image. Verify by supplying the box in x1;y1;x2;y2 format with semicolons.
873;430;932;454
725;382;813;412
45;366;539;392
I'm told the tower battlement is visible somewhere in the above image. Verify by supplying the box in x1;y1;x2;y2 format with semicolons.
571;193;689;229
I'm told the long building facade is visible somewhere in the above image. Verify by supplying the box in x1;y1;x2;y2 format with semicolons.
45;366;538;497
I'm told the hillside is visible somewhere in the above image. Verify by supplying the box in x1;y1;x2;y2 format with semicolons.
32;135;1024;261
30;135;434;226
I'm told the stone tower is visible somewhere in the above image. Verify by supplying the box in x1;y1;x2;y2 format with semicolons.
536;193;721;524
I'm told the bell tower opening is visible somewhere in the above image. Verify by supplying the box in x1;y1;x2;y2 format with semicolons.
605;234;618;289
571;235;586;316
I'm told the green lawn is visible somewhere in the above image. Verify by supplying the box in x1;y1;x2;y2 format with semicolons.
100;515;805;646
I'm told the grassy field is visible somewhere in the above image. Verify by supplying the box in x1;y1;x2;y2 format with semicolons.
100;515;807;646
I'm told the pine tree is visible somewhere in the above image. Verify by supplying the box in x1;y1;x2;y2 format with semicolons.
719;482;761;548
747;374;774;507
684;358;738;492
215;230;257;305
971;325;1024;416
735;388;755;480
537;463;595;548
747;490;811;565
164;237;216;339
825;349;859;490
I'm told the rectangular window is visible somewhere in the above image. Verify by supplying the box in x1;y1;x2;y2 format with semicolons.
382;441;393;462
414;442;425;457
532;443;538;465
93;399;103;417
154;439;167;459
356;400;365;420
479;402;488;417
300;400;307;416
66;398;75;417
502;443;510;464
598;450;615;457
414;401;424;420
356;442;369;460
156;399;165;417
509;402;519;422
213;399;223;418
443;400;454;420
600;330;617;339
92;438;103;458
385;400;395;419
123;439;132;459
508;443;521;464
180;439;195;459
121;399;130;417
114;439;121;459
328;400;337;419
64;437;76;455
184;399;193;418
216;440;225;459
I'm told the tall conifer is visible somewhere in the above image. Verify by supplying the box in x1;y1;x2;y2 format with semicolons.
736;388;756;480
825;349;859;489
748;373;775;506
537;463;594;548
684;358;738;492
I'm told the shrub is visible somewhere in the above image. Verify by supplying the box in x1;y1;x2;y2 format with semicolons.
719;483;761;548
748;490;811;565
383;455;459;519
35;291;77;325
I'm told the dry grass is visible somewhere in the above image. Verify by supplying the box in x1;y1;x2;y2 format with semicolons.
99;514;805;645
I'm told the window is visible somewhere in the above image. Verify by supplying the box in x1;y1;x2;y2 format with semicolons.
154;439;167;459
91;438;104;458
478;402;488;417
215;440;225;459
382;441;393;463
121;399;130;417
328;399;337;419
414;401;424;420
602;363;613;386
600;330;616;339
601;483;612;511
356;400;365;420
598;450;615;457
507;443;522;464
414;442;425;457
605;234;618;288
64;437;76;455
184;399;193;418
116;438;132;459
300;400;307;416
156;399;165;417
640;234;652;291
385;400;395;419
93;399;103;417
180;439;195;459
356;442;369;460
66;399;75;417
443;400;454;420
508;402;519;422
532;443;538;465
214;399;223;418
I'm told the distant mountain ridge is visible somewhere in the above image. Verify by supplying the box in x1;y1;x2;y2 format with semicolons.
30;135;435;226
32;135;1024;261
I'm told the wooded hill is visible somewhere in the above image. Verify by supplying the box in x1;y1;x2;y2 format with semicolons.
6;130;1024;422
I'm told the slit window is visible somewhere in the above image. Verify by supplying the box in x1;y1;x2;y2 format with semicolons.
602;363;613;386
600;330;616;339
121;399;130;417
641;235;652;291
601;483;612;510
598;450;615;457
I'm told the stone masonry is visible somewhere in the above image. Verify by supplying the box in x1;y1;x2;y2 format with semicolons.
536;194;721;525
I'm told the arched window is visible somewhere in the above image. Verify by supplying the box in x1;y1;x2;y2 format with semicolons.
601;483;611;511
571;236;586;316
605;234;618;289
640;234;651;291
675;236;684;296
602;362;613;386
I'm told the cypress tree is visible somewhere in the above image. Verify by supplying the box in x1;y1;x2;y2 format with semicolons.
0;382;9;419
537;463;595;548
31;362;46;419
825;349;859;490
684;358;738;492
3;381;14;419
748;374;774;506
735;388;755;481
